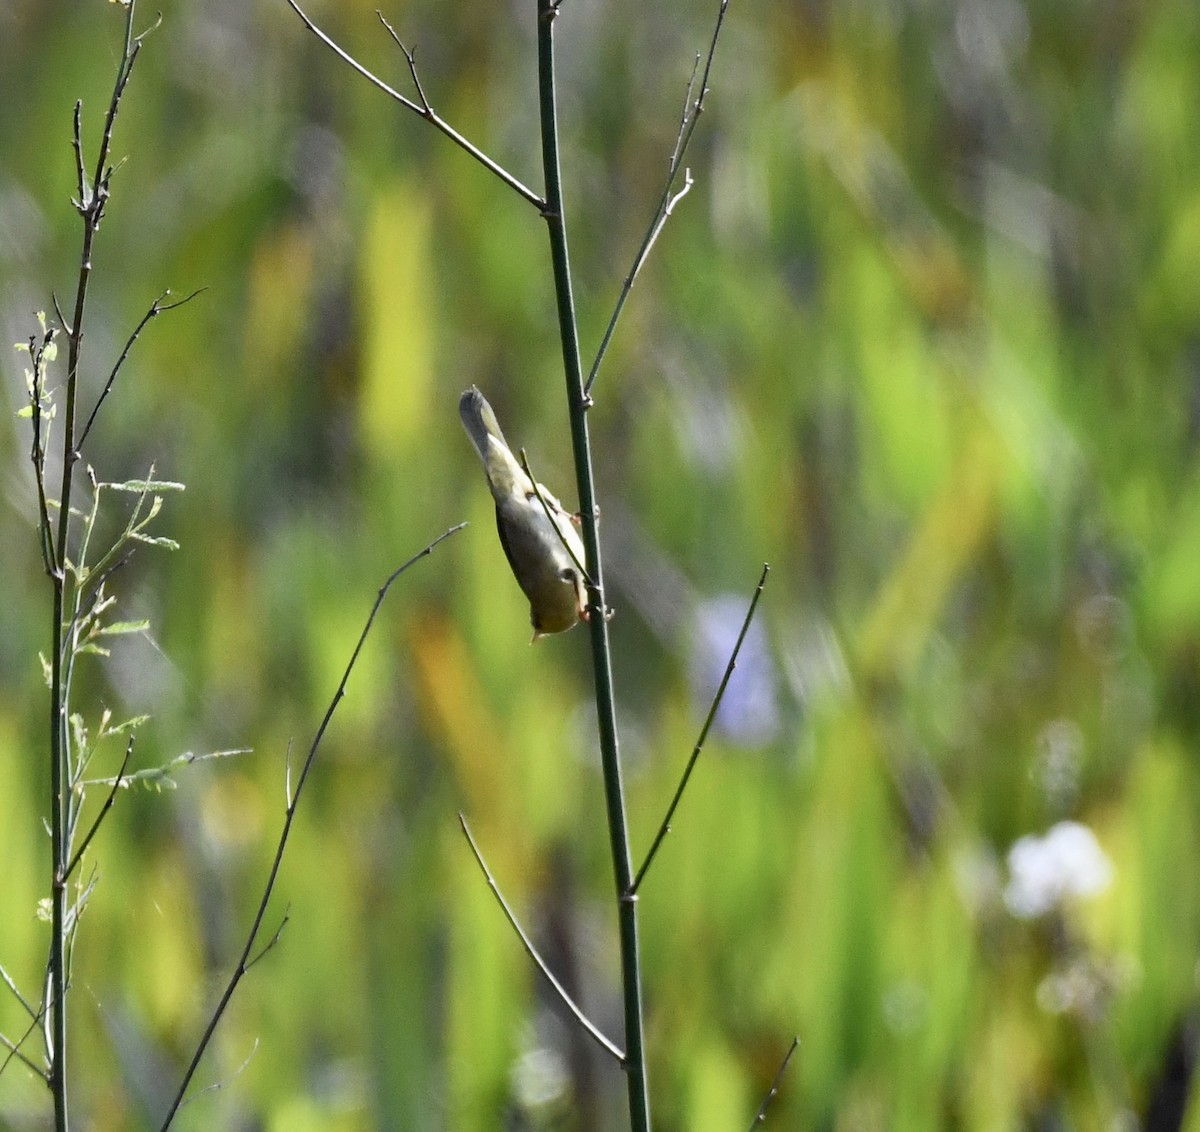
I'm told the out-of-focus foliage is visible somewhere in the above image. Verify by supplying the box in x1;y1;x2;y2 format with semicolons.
2;0;1199;1128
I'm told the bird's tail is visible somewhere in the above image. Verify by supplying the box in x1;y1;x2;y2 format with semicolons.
459;386;507;459
459;386;522;497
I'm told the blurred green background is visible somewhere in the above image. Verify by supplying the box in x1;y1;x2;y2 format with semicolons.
2;0;1200;1128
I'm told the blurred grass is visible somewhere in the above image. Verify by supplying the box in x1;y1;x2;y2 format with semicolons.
2;0;1200;1128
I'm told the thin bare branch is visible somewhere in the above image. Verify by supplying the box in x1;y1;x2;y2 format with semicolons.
458;813;625;1064
82;4;151;230
749;1036;799;1128
0;963;37;1022
51;292;72;336
62;736;134;882
669;55;703;173
158;523;465;1129
585;0;732;398
63;870;98;952
77;288;206;452
633;168;693;279
692;0;730;112
630;562;769;895
26;326;60;578
284;740;293;807
0;1015;48;1084
376;12;430;112
71;101;87;211
244;910;289;974
180;1038;260;1110
285;0;545;210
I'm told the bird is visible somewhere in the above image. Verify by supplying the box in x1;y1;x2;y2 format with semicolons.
459;386;589;639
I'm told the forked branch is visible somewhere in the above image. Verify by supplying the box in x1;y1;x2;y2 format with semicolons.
285;0;545;210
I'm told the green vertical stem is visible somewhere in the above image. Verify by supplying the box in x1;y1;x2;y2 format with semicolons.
535;2;650;1129
45;10;140;1126
47;149;100;1132
48;598;68;1132
46;143;95;1132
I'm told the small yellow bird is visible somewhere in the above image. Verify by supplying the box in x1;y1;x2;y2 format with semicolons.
459;386;588;639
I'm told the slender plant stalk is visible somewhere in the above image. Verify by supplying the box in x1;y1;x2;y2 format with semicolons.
632;564;769;894
749;1037;799;1128
535;2;650;1128
158;524;464;1129
62;739;134;884
585;0;731;398
46;7;144;1127
77;288;204;450
458;814;625;1063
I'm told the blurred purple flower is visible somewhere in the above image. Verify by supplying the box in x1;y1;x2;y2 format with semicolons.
689;594;780;747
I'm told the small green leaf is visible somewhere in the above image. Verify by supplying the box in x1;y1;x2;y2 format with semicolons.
102;714;150;737
97;619;150;636
105;478;186;493
70;713;88;750
129;534;180;550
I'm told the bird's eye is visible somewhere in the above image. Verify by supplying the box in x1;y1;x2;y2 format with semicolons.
557;567;575;582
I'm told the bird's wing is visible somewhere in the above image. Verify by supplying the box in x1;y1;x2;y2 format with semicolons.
494;502;524;588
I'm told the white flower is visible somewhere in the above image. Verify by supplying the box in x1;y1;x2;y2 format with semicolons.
1004;821;1113;919
512;1046;568;1109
